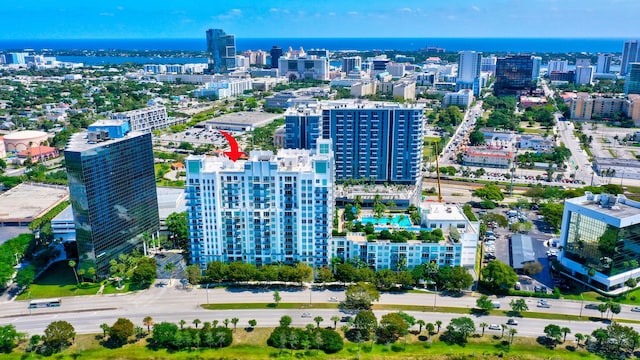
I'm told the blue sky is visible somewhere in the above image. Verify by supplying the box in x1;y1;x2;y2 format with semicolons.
2;0;639;39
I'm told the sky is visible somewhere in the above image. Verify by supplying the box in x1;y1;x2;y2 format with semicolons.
1;0;639;39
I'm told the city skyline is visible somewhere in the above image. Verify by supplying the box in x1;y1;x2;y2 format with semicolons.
2;0;640;40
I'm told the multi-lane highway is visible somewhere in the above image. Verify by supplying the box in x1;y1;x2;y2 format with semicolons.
2;284;639;339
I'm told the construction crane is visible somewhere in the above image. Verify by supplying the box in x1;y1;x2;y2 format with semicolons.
434;141;443;203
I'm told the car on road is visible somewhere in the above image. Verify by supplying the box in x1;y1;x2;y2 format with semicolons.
340;316;352;322
631;307;640;312
585;304;600;310
506;318;518;326
488;324;501;330
537;302;551;308
328;297;339;302
302;313;312;318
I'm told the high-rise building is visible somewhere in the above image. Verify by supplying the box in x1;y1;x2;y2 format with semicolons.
64;129;159;275
206;29;236;74
110;105;170;133
186;140;334;268
285;100;424;184
270;46;283;69
574;65;594;85
597;54;613;74
480;55;497;73
456;51;482;95
278;56;330;81
342;56;362;74
625;63;640;95
621;40;640;76
4;52;28;65
494;55;535;96
558;193;640;294
531;56;542;80
548;59;568;73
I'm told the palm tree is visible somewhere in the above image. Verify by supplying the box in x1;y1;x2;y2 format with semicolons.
509;328;517;345
223;318;230;328
331;316;340;330
231;317;239;332
193;318;201;328
179;319;186;329
87;267;97;282
479;322;488;336
501;324;507;338
143;316;154;333
425;323;435;337
68;260;79;285
435;320;442;333
248;319;257;329
561;327;571;343
306;323;315;333
416;320;426;334
575;333;584;346
213;320;219;328
314;316;323;328
77;268;86;283
100;323;110;337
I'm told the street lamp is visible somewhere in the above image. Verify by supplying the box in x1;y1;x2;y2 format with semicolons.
206;284;210;305
579;294;584;318
433;284;438;310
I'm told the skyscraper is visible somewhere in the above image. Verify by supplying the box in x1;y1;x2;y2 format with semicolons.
531;56;542;80
285;100;424;185
65;129;159;275
206;28;236;74
456;51;482;96
186;140;334;268
494;55;535;96
342;56;362;74
621;40;639;76
624;63;640;95
270;46;283;69
596;54;612;74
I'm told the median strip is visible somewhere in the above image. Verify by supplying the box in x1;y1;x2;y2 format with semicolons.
200;302;640;324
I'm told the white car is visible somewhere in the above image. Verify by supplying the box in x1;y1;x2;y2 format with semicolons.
488;324;501;330
328;297;338;302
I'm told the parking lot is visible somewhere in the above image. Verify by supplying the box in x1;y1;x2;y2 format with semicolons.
480;207;558;293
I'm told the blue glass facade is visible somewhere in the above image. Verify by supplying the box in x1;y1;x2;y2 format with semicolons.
65;132;159;275
285;103;423;185
206;29;236;74
494;55;535;96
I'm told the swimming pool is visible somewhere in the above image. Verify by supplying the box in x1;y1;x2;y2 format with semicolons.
360;215;413;227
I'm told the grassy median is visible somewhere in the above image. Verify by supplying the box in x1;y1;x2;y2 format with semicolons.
4;327;600;360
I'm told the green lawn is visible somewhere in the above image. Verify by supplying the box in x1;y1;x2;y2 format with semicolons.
4;327;599;360
16;261;100;300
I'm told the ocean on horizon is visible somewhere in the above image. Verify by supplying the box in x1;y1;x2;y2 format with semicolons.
0;38;628;53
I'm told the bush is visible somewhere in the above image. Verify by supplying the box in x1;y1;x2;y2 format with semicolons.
267;327;343;354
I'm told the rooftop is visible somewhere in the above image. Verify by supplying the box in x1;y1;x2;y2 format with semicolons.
203;111;282;127
567;193;640;223
421;203;466;221
65;131;147;153
0;183;68;224
191;147;327;174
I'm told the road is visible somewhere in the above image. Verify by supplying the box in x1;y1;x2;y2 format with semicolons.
3;284;640;338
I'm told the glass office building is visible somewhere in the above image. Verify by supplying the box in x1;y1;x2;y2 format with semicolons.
206;28;236;74
65;131;159;275
494;55;535;96
559;193;640;293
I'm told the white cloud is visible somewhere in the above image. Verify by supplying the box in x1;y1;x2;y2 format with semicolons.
347;11;358;16
447;15;456;20
269;8;279;13
116;6;124;11
99;12;114;17
217;8;242;20
399;7;413;13
328;12;336;16
471;5;480;11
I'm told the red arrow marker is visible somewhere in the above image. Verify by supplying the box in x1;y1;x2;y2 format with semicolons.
218;130;245;162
